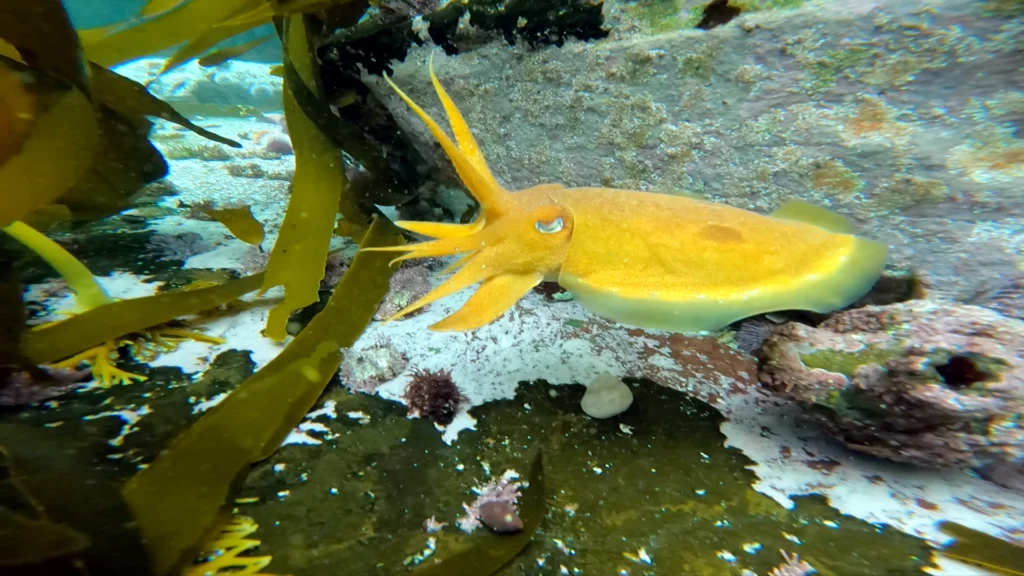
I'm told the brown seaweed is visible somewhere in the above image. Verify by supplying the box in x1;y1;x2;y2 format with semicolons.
21;273;266;365
122;216;402;575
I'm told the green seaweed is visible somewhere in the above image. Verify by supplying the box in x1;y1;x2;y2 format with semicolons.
21;273;266;365
261;78;348;341
121;216;402;576
799;345;903;378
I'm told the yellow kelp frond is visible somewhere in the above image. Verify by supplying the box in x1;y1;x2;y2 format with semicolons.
90;63;241;148
937;521;1024;576
123;218;401;576
82;0;255;68
154;0;267;79
22;273;265;365
0;63;98;229
51;341;146;387
183;516;281;576
3;221;111;311
260;80;345;341
129;327;227;363
382;72;508;218
200;205;265;246
197;35;273;67
140;0;188;18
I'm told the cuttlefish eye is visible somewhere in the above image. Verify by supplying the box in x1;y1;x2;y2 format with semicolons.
535;217;564;234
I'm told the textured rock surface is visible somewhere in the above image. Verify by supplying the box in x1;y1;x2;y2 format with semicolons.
759;300;1024;468
368;0;1024;301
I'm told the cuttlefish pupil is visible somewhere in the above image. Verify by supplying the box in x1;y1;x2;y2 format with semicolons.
535;217;564;234
362;56;888;333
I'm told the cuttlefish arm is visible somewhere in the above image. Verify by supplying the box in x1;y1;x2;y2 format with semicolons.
364;59;888;333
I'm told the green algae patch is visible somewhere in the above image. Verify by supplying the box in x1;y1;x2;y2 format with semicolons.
121;216;402;576
799;346;903;378
238;379;932;575
939;521;1024;575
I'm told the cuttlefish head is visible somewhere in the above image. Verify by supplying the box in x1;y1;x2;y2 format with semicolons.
362;57;575;331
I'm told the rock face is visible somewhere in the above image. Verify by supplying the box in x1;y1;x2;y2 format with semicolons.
759;300;1024;469
370;0;1024;302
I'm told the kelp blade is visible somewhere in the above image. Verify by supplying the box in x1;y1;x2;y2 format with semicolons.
938;522;1024;576
155;0;267;77
21;273;265;365
122;216;402;575
90;63;241;148
0;72;97;229
83;0;255;67
197;35;273;67
261;77;345;341
416;451;546;576
0;0;90;94
200;205;265;245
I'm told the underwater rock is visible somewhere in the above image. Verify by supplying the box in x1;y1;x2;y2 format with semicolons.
369;0;1023;302
759;300;1024;469
477;501;524;534
340;338;409;393
580;372;633;419
374;265;433;320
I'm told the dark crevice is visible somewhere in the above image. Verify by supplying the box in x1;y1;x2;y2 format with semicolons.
935;355;990;389
696;0;742;30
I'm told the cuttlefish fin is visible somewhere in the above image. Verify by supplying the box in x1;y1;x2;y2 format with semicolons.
430;272;543;331
382;68;507;217
772;200;857;235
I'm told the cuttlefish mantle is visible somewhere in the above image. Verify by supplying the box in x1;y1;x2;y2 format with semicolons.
363;58;888;333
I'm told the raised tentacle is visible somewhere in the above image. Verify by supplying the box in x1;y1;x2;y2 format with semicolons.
394;218;484;239
381;72;507;216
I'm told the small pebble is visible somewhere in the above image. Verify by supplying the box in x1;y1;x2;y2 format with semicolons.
478;501;524;534
580;373;633;419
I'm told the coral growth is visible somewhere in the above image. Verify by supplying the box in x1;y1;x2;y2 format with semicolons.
402;368;465;425
760;301;1024;469
339;338;408;393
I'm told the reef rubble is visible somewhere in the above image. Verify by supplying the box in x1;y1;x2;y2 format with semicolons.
760;301;1024;470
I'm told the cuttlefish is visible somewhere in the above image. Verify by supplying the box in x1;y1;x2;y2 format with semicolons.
364;60;888;333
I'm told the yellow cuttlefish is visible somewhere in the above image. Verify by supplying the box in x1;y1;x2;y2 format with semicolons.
364;60;888;333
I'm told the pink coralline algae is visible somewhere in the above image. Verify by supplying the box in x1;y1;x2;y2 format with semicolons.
456;470;522;533
759;300;1023;470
